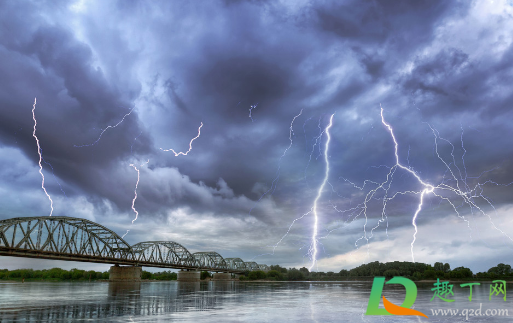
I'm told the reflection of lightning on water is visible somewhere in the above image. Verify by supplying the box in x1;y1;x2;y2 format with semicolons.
32;98;53;216
74;107;135;147
160;122;203;156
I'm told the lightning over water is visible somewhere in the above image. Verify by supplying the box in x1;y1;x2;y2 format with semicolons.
250;112;335;267
32;98;54;216
328;106;513;263
255;106;513;269
309;114;334;271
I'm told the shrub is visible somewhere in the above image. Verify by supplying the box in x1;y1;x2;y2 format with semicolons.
248;270;267;280
267;270;282;280
287;268;305;281
142;271;153;279
200;271;212;280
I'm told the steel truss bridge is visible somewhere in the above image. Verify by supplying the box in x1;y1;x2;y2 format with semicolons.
0;216;269;273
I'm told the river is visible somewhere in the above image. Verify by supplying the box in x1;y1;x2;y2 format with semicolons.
0;280;511;322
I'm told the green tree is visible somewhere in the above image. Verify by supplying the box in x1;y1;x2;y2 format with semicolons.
154;271;177;280
86;270;96;280
142;271;153;279
248;270;267;280
200;271;212;280
299;267;310;276
60;271;71;280
270;265;287;273
451;266;473;279
423;269;436;280
488;263;512;276
267;270;283;280
383;269;399;278
287;268;305;281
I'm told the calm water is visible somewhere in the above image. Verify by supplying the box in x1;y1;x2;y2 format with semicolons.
0;280;511;322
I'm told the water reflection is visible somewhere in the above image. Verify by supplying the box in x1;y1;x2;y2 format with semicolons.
0;281;511;322
0;281;236;322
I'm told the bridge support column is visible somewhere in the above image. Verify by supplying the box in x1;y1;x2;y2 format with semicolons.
109;265;142;282
177;270;200;282
213;272;231;280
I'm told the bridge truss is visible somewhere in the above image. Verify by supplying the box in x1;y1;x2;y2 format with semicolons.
0;216;268;273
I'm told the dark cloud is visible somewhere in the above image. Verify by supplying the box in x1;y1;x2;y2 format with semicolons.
314;0;458;45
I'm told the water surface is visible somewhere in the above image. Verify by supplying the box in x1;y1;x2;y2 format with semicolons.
0;281;510;322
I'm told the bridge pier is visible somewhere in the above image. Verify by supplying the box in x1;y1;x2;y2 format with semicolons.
177;269;200;282
109;265;142;282
213;272;231;280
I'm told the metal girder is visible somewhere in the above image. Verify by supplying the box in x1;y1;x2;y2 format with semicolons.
244;261;259;271
0;216;134;262
192;251;227;271
257;264;270;272
131;241;196;268
224;257;247;271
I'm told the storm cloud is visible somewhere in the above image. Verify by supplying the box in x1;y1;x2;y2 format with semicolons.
1;0;512;272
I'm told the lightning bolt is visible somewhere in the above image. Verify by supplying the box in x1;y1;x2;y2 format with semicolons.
40;149;67;197
249;109;303;216
328;106;513;264
74;107;135;147
309;114;334;271
160;122;203;156
32;98;54;216
252;105;512;269
122;159;149;239
250;112;338;264
130;131;143;154
379;107;435;261
249;103;258;122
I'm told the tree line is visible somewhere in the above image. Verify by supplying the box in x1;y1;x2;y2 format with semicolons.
237;261;513;281
2;261;511;282
0;268;178;281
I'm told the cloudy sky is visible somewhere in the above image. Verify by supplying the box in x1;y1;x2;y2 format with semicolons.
1;0;513;273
